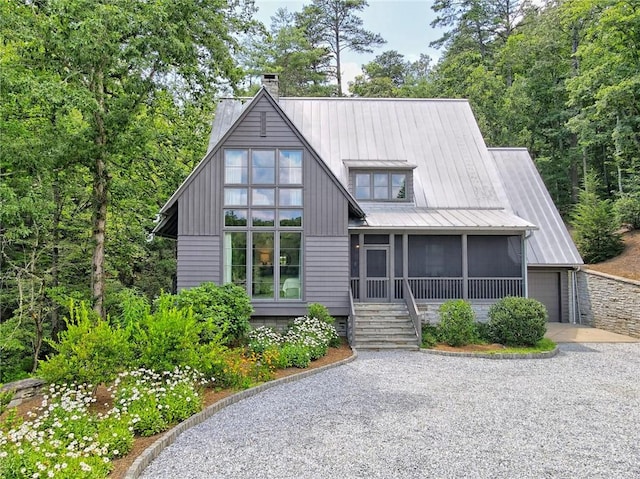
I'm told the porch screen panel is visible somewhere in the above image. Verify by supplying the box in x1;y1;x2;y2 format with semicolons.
394;236;403;277
468;236;521;277
408;236;462;277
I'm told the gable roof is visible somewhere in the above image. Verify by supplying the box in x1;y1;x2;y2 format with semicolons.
490;148;583;266
154;88;364;235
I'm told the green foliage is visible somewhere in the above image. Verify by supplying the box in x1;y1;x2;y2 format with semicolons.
0;388;14;415
38;301;132;385
114;367;204;437
572;174;624;263
475;321;493;343
0;317;33;383
0;382;132;479
487;296;548;347
613;193;640;229
247;326;283;355
421;323;440;348
437;300;478;347
174;282;253;345
279;343;311;369
132;294;202;373
307;303;335;324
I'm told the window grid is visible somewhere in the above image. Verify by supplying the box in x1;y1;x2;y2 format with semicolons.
223;148;304;301
353;171;408;201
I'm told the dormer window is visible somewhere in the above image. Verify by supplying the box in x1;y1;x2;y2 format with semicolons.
344;160;414;202
355;172;407;200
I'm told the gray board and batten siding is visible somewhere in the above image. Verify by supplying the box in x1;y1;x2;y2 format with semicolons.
173;90;356;315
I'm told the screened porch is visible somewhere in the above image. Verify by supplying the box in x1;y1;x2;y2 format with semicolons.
349;233;526;302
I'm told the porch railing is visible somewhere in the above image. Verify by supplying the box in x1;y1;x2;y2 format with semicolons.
352;277;524;301
468;278;523;299
350;279;360;300
408;278;464;300
403;278;421;343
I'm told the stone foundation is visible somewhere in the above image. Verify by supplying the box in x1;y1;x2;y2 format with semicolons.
577;269;640;338
418;301;496;324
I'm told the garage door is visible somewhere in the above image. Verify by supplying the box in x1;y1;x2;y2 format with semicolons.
528;271;561;322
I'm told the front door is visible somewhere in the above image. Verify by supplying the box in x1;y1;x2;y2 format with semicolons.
365;247;389;301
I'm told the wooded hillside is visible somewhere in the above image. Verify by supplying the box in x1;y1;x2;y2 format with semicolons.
1;0;639;381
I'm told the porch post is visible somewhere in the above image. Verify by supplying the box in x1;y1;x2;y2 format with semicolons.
402;233;409;289
462;234;468;300
522;233;528;297
358;233;365;301
389;233;395;301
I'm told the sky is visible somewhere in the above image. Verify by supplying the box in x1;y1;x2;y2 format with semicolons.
252;0;445;92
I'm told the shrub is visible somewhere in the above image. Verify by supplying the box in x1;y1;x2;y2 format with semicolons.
572;174;624;263
487;296;548;346
279;343;311;368
174;282;253;345
113;367;205;436
131;294;202;373
307;303;335;324
283;316;338;359
38;301;132;385
437;300;477;346
475;321;492;343
421;323;439;348
247;326;283;354
613;193;640;229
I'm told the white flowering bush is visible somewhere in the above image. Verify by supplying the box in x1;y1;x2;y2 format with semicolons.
284;316;339;361
0;383;127;479
113;366;206;437
0;366;208;478
247;326;283;354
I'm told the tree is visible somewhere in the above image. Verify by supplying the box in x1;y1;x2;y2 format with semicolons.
349;51;435;97
241;8;333;96
564;0;640;196
3;0;255;318
297;0;385;95
571;174;624;263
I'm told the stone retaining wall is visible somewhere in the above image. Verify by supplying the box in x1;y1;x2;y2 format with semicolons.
1;378;46;409
577;269;640;338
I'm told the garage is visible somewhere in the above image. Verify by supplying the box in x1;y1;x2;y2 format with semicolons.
528;270;562;322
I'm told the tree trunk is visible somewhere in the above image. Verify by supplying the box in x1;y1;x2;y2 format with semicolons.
91;70;108;319
51;174;61;339
335;30;342;96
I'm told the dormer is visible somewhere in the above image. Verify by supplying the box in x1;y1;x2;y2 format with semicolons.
343;160;416;202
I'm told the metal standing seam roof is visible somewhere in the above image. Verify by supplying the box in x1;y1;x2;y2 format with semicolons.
352;205;536;231
490;148;583;266
278;97;509;210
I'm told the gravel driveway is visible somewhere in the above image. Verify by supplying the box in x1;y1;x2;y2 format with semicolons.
141;344;640;479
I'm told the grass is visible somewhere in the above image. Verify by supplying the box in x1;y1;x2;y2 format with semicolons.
487;337;557;354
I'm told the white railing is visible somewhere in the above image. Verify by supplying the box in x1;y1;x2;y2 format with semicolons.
468;278;523;299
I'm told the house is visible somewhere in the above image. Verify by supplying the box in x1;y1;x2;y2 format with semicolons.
154;75;582;345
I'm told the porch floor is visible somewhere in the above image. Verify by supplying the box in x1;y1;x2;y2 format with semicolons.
545;323;638;343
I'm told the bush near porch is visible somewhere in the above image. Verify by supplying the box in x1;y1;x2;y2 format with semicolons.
1;286;339;479
422;297;548;348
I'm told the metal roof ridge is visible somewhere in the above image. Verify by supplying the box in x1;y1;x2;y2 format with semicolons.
279;97;470;102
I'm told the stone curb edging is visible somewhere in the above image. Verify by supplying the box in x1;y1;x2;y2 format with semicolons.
420;346;559;360
123;349;358;479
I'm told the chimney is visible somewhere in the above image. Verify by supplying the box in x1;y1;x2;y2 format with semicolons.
262;73;279;100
